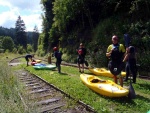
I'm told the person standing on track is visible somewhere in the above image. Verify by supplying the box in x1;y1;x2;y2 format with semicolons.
53;47;63;73
77;43;87;73
106;35;125;87
25;54;34;66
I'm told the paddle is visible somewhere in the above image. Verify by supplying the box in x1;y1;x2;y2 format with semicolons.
124;34;136;99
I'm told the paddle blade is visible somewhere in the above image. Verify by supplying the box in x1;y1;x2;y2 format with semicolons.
84;60;89;67
128;83;136;99
124;34;131;47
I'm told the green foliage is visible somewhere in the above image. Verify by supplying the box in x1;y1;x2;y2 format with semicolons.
36;44;45;57
0;27;16;41
39;0;150;72
12;48;18;54
36;34;45;56
2;36;14;52
27;44;33;53
18;45;26;54
40;0;54;53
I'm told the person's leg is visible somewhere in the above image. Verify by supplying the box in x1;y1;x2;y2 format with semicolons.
25;57;28;66
113;75;118;84
27;61;29;66
78;63;81;72
124;64;129;81
81;63;84;73
57;63;61;73
77;58;81;72
119;77;123;87
108;61;117;83
81;58;84;73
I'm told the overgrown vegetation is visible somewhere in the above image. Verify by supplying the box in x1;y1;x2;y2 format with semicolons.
0;59;24;112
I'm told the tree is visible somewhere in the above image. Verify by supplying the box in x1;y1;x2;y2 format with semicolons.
41;0;55;53
32;25;39;52
2;36;14;52
15;16;27;49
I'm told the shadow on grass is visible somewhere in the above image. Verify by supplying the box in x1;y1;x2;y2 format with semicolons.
59;72;68;76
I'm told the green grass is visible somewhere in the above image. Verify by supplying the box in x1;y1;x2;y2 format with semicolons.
1;53;149;113
0;60;25;113
25;65;150;113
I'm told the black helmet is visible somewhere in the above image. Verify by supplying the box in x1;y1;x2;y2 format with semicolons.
129;46;135;53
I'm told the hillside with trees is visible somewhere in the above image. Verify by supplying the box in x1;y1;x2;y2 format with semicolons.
37;0;150;75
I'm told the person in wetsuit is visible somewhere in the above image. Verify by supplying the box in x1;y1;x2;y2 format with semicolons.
106;35;125;87
25;54;34;66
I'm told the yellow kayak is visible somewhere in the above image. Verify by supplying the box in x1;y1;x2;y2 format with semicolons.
89;67;126;78
35;59;42;63
80;74;129;97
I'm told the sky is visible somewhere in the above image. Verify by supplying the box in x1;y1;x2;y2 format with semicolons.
0;0;43;32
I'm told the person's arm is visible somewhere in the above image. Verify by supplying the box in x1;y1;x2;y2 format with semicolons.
106;50;112;57
106;45;113;57
123;53;129;62
122;48;129;62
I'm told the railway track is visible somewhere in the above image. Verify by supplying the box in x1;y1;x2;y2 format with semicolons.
9;57;96;113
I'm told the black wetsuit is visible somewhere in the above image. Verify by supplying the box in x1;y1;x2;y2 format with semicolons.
54;51;62;73
25;54;33;66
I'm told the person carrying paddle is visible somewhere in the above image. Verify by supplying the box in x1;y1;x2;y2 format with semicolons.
53;47;63;73
77;43;87;73
25;54;34;66
106;35;125;87
123;46;137;83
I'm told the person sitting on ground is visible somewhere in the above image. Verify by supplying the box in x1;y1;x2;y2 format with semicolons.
123;46;137;83
53;47;63;73
76;43;86;73
25;54;34;66
106;35;125;87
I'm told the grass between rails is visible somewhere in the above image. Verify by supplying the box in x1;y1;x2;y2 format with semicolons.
22;63;150;113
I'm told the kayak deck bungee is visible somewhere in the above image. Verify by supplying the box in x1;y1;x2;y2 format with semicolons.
80;74;129;97
89;67;126;78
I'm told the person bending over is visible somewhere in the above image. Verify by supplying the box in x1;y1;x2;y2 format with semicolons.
25;54;34;66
